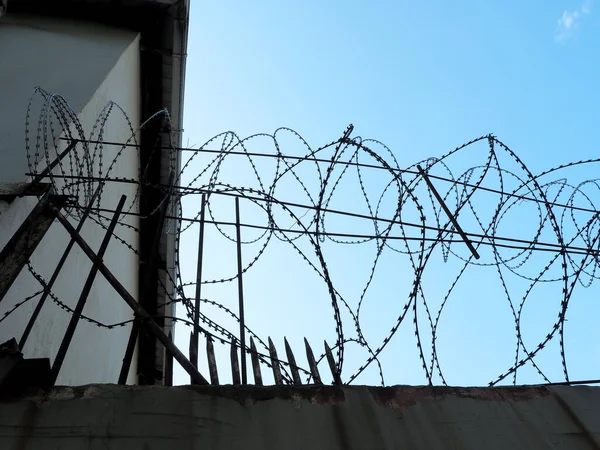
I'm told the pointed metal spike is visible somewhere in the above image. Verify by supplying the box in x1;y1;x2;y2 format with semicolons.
249;337;263;386
206;337;219;385
324;340;342;385
189;331;198;384
268;337;283;386
230;341;241;385
304;338;322;384
284;337;301;385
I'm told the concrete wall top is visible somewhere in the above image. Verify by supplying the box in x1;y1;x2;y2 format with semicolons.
1;384;599;449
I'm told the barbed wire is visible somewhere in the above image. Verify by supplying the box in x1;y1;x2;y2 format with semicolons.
4;88;600;386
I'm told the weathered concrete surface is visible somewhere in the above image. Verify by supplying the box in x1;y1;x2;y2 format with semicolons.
0;384;599;449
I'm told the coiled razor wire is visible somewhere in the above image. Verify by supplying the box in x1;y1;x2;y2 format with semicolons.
6;88;600;386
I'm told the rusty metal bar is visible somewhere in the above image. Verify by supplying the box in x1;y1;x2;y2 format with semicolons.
20;182;107;350
25;140;79;194
164;331;174;386
188;331;198;378
51;207;209;385
0;194;69;304
206;337;219;385
191;194;206;373
230;341;241;385
284;338;302;385
268;337;283;385
304;338;322;384
324;340;342;385
50;195;127;385
118;192;171;385
118;322;139;384
249;337;263;386
417;164;480;260
234;197;247;384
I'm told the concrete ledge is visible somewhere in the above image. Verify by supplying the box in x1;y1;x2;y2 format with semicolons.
1;384;599;449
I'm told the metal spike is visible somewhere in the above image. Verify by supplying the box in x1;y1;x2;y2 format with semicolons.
230;341;241;385
284;337;302;385
304;338;322;384
189;331;198;384
268;337;283;386
324;340;342;385
206;337;219;385
249;337;263;386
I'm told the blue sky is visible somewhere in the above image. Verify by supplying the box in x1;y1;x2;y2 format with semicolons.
173;1;600;386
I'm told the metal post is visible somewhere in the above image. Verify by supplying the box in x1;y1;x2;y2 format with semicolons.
268;337;283;385
190;194;206;382
235;196;247;385
285;337;302;385
51;206;209;385
206;337;219;385
50;195;126;385
118;192;170;385
164;331;174;387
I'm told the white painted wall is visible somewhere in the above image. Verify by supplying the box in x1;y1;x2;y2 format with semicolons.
0;15;142;385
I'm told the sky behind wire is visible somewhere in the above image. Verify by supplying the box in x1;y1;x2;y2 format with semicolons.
173;1;600;387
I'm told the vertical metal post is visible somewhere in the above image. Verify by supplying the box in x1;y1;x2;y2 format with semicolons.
230;341;241;385
50;195;127;385
268;337;283;385
285;337;302;385
235;196;247;385
206;337;219;384
324;340;342;385
164;331;174;386
118;192;170;385
249;337;263;386
304;338;322;384
190;194;206;382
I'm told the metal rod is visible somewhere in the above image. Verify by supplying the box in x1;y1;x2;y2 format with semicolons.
25;140;78;194
118;322;138;384
188;331;198;378
417;164;480;260
118;192;170;385
50;195;127;385
191;194;206;373
51;207;209;385
249;337;263;386
164;331;174;386
235;197;247;385
0;194;69;305
304;338;322;384
268;337;283;385
206;337;219;384
20;182;106;349
324;340;342;385
230;341;241;385
284;337;302;385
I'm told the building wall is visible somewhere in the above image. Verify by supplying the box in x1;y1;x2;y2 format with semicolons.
0;15;141;385
0;384;598;449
